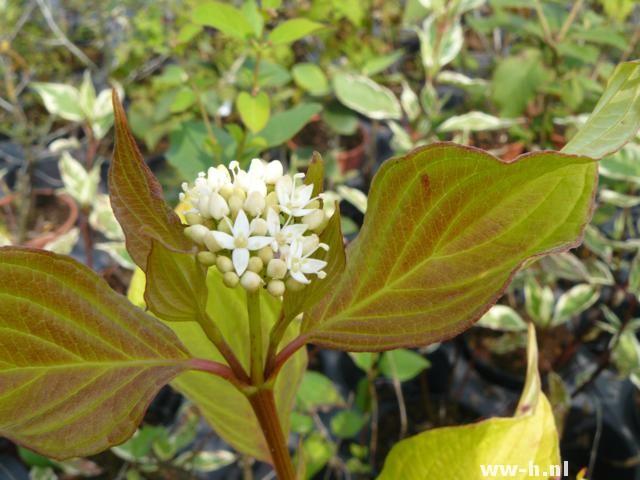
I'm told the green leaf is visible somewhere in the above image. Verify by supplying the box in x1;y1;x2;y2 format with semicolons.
297;371;343;410
333;73;402;120
236;91;271;133
128;268;307;463
301;433;334;479
110;91;193;270
438;112;517;132
322;102;359;135
59;152;100;208
174;449;236;472
330;410;366;439
258;103;322;147
524;276;554;327
379;349;430;381
167;120;219;180
552;284;599;327
31;82;84;122
268;19;324;45
600;143;640;185
89;194;124;241
349;352;377;372
477;305;527;332
491;49;548;117
144;241;208;322
302;143;597;350
362;50;403;76
0;248;192;459
192;1;254;39
292;63;329;96
112;425;166;461
378;324;560;480
563;61;640;159
417;16;463;72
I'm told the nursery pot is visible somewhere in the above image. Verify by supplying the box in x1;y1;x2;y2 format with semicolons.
0;188;79;248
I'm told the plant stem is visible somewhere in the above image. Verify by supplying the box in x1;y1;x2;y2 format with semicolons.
79;208;94;269
199;313;251;384
265;309;294;374
248;388;296;480
247;289;264;384
266;334;307;379
557;0;583;43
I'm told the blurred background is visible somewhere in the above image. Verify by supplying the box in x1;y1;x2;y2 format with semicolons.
1;1;640;479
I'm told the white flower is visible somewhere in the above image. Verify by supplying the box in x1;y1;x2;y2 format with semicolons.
276;174;317;217
285;240;328;284
211;210;273;275
230;160;267;196
266;208;307;251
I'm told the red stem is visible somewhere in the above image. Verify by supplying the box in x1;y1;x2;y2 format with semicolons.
266;334;307;379
189;358;248;388
248;388;296;479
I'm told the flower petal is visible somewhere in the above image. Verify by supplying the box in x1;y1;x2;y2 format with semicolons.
247;236;275;250
266;208;280;236
301;258;327;274
290;269;310;284
234;209;250;237
233;248;250;275
211;231;235;250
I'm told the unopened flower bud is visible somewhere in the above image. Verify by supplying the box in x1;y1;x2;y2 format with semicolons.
302;210;325;232
204;231;222;252
185;224;209;245
267;279;285;297
258;246;273;264
265;160;284;184
265;192;279;212
223;271;239;288
198;195;211;218
248;256;264;273
245;191;266;217
233;186;247;200
228;194;244;217
219;184;233;199
251;218;268;236
197;251;217;266
209;192;230;220
267;258;287;279
286;277;306;292
185;212;203;225
241;271;262;292
217;218;232;234
216;256;233;273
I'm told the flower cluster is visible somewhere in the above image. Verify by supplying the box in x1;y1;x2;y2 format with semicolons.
180;159;330;295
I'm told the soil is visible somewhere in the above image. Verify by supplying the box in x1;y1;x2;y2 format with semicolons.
290;119;364;152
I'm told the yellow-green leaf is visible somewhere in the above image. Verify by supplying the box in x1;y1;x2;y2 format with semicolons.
236;91;271;133
562;61;640;159
128;268;307;462
192;1;254;40
109;91;192;270
144;240;208;322
303;143;597;351
268;19;324;46
0;247;192;459
378;324;560;480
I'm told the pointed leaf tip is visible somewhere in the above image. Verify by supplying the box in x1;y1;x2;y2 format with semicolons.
109;91;192;270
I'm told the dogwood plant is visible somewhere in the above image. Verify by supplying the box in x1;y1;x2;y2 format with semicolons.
0;61;639;479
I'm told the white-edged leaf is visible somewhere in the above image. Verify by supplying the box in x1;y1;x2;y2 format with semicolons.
477;305;527;332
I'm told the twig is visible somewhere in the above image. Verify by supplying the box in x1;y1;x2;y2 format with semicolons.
35;0;97;69
7;0;37;42
556;0;584;43
387;354;408;440
534;0;554;47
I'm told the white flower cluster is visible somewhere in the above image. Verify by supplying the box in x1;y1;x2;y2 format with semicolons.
180;159;330;295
